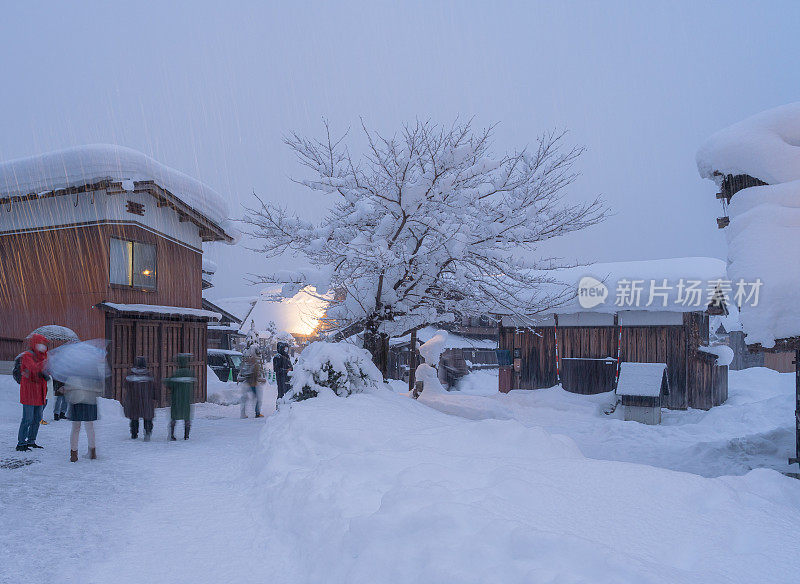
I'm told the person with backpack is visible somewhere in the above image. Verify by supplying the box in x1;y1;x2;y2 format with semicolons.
15;333;49;452
273;342;293;404
165;353;194;441
123;356;157;441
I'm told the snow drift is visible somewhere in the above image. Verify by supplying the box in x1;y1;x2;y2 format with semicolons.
697;102;800;347
253;389;800;583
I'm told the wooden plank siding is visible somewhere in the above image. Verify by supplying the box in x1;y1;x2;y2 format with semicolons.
498;310;727;410
0;222;202;355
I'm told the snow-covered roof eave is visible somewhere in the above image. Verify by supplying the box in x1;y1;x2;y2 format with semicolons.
0;144;238;244
96;302;221;321
696;102;800;185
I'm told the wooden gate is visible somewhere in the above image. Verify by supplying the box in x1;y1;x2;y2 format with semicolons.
107;316;208;406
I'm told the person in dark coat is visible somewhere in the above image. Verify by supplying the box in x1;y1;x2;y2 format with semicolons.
273;342;293;402
16;334;49;451
165;353;194;441
52;379;68;421
123;356;157;441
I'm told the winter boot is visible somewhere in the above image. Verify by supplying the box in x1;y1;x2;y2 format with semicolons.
169;420;177;441
28;443;43;449
89;448;97;460
144;432;151;442
16;444;29;452
130;419;139;439
70;450;78;462
184;421;191;441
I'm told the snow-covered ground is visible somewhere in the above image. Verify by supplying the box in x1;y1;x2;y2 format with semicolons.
415;367;798;477
2;368;799;583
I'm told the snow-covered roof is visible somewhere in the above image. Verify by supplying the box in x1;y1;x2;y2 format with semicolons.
390;326;497;349
616;362;667;397
698;103;800;347
0;144;237;242
216;286;326;336
97;302;220;321
698;345;734;367
202;257;218;275
697;102;800;184
493;257;727;318
207;323;243;332
207;348;243;356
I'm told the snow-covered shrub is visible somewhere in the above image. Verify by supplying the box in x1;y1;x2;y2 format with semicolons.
288;341;382;401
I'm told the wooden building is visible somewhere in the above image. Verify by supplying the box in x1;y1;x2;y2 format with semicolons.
0;145;235;405
388;326;498;387
494;258;730;410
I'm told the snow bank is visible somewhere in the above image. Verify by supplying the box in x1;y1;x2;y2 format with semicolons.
253;390;800;583
205;366;243;405
725;180;800;346
0;144;236;239
698;103;800;346
697;102;800;184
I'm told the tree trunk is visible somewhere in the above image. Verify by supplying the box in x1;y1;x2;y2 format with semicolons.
363;316;390;379
408;328;418;392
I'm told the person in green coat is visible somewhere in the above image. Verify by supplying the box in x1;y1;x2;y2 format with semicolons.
165;353;194;441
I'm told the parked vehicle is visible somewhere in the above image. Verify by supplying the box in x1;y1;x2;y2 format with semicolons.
207;349;243;382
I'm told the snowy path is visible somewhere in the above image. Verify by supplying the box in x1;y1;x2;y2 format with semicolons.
0;382;276;584
3;371;800;584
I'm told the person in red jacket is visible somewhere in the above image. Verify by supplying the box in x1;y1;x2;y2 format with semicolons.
16;333;49;452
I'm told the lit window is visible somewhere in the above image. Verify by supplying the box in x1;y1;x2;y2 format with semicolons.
110;238;156;289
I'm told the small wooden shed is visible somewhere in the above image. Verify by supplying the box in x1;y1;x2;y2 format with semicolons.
494;258;730;410
616;362;669;424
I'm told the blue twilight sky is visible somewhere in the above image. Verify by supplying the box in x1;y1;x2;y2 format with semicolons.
1;1;798;299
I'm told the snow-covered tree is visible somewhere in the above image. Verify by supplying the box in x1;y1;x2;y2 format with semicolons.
243;119;605;372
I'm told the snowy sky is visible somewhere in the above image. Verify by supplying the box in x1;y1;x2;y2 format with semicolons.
1;1;798;300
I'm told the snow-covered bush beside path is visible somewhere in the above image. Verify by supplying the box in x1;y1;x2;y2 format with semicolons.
288;341;382;401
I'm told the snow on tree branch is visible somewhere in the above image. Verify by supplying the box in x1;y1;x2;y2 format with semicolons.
242;119;606;356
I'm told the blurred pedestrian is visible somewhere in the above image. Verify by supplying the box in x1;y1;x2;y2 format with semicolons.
238;346;265;418
123;356;157;441
52;378;68;421
165;353;194;441
15;334;49;452
64;372;103;462
46;339;107;462
273;342;293;404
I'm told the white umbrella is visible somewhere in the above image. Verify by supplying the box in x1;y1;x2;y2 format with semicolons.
30;325;80;343
47;339;107;382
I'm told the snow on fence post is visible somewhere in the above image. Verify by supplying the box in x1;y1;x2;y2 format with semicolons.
413;330;448;397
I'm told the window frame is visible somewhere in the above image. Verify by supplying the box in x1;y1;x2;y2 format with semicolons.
109;236;158;291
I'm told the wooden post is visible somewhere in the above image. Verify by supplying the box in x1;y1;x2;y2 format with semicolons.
408;328;418;392
791;349;800;466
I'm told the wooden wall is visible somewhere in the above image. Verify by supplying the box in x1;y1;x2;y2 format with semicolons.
0;223;201;358
498;311;727;410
